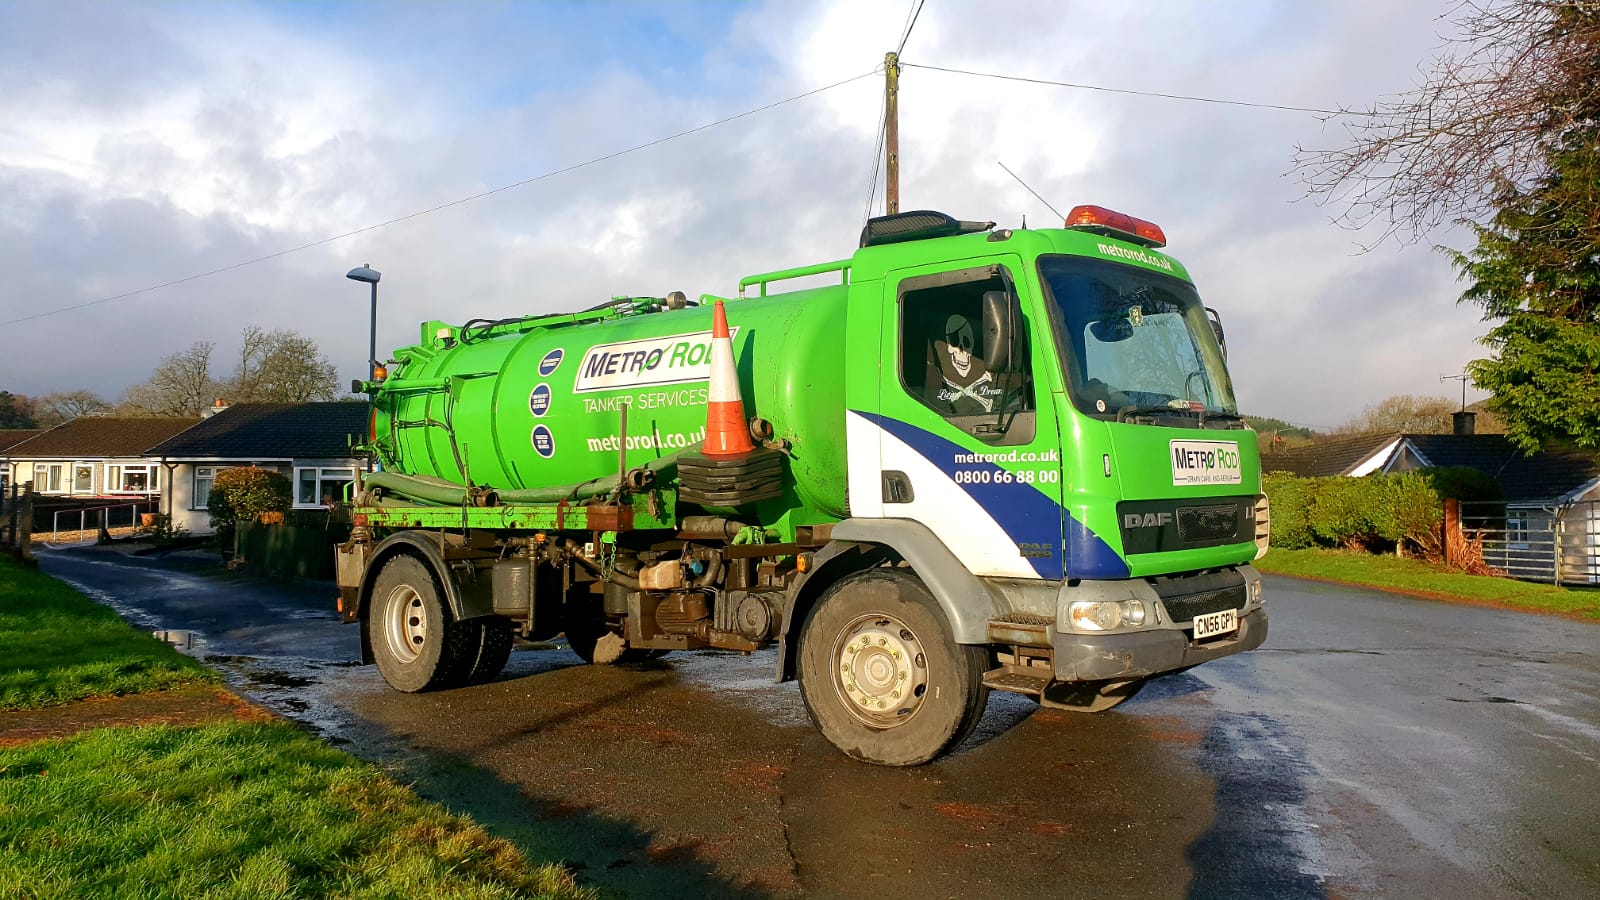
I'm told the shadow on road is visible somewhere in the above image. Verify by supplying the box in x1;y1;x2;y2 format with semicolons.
378;740;777;899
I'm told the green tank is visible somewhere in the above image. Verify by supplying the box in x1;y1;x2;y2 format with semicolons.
372;285;849;521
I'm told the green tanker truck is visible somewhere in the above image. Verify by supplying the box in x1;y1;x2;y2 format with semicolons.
335;207;1270;766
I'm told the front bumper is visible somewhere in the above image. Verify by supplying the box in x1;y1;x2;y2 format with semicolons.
1053;606;1267;681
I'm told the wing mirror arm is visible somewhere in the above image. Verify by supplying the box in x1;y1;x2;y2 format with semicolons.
1205;306;1228;359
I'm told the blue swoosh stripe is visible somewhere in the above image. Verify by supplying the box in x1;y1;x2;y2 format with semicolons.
858;411;1128;581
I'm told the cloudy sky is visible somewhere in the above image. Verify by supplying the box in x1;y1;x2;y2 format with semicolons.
0;0;1486;429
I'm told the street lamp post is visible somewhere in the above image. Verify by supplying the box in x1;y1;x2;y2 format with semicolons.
346;264;381;471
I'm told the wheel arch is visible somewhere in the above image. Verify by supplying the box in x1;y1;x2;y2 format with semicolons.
774;518;1007;682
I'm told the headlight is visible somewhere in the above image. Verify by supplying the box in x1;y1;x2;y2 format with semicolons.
1068;599;1147;631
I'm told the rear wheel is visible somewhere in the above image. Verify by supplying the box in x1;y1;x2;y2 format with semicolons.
797;568;989;766
368;555;477;692
463;618;515;684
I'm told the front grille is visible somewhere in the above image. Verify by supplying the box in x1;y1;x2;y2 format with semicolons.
1177;503;1240;542
1161;584;1247;624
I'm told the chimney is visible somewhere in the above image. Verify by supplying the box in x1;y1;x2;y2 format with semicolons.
204;398;229;419
1453;411;1476;436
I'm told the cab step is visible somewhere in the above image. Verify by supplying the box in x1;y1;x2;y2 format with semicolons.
983;648;1055;696
983;667;1052;696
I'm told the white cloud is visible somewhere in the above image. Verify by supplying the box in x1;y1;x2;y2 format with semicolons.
0;0;1492;424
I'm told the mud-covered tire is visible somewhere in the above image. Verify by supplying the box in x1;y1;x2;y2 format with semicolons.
797;568;989;766
561;598;652;665
561;600;608;664
368;555;477;692
463;618;515;685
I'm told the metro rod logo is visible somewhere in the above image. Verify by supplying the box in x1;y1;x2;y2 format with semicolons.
573;327;739;394
1170;440;1242;486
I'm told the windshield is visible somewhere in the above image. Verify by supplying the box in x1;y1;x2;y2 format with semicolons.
1039;254;1236;419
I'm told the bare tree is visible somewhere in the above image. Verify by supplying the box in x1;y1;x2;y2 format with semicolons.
1295;1;1600;242
116;326;340;416
1333;394;1462;435
118;342;218;417
225;327;339;403
34;390;112;426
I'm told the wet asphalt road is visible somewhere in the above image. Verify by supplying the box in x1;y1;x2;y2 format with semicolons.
36;547;1600;899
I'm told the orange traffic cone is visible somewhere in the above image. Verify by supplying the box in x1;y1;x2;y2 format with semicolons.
702;300;755;457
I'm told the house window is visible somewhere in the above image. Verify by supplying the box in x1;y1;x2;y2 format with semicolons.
73;463;94;494
105;464;158;494
1506;510;1531;548
193;466;220;509
34;463;65;493
295;467;355;508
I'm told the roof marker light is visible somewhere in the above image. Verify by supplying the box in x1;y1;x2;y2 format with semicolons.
1064;205;1167;249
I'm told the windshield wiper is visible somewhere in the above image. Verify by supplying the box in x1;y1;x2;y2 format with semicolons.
1115;404;1243;427
1116;404;1198;423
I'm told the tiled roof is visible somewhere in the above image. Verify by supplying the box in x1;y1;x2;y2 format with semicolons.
5;417;199;458
146;402;367;460
1403;434;1600;504
1400;434;1521;478
1261;432;1400;477
0;429;41;452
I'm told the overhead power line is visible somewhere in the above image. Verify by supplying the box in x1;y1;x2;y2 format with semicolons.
862;99;888;224
3;68;880;328
896;0;927;57
901;61;1353;116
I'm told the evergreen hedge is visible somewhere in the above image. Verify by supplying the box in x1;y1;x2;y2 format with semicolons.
1264;468;1499;558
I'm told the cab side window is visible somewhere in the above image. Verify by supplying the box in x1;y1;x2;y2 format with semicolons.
897;266;1035;444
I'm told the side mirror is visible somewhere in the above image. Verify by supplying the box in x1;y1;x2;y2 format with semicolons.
1205;306;1228;359
981;290;1017;373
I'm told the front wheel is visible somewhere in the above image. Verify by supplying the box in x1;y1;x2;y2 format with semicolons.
797;568;989;766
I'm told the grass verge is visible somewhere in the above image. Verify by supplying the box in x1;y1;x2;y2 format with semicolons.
1257;547;1600;620
0;720;591;899
0;555;592;898
0;555;217;710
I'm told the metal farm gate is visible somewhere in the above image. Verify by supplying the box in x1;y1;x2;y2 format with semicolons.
1459;500;1600;585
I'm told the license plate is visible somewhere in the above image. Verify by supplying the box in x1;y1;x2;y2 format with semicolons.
1192;608;1238;640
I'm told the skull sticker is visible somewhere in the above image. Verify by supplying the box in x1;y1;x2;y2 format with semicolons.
945;314;975;377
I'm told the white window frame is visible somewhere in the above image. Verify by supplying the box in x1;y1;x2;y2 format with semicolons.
193;465;222;510
294;466;355;508
104;463;159;495
1506;510;1531;549
33;462;66;494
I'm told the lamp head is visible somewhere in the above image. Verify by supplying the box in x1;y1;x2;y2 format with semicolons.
346;264;381;284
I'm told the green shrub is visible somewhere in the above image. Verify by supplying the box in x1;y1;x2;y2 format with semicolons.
1308;476;1378;549
1373;472;1443;547
1421;466;1502;503
1264;467;1494;561
143;513;190;548
1262;473;1314;549
207;466;291;530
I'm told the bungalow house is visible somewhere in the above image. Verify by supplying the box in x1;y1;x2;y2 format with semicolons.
2;417;199;501
0;429;42;492
1263;422;1600;583
144;402;368;535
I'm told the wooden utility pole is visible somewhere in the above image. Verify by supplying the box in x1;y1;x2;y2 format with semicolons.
885;51;900;215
